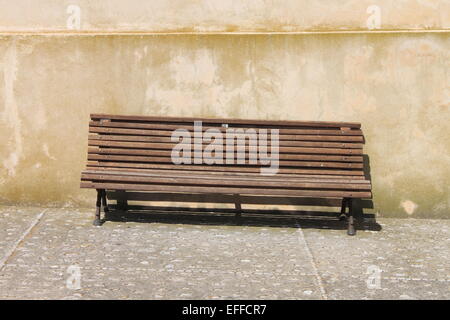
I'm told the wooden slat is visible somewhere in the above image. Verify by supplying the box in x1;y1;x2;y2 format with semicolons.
88;134;364;149
80;181;371;198
87;147;363;162
83;169;370;184
86;165;367;179
87;154;364;168
91;113;361;129
86;161;365;176
88;140;363;155
89;126;364;142
89;120;363;136
81;173;371;191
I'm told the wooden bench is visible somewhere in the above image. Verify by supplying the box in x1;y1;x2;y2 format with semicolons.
80;113;372;235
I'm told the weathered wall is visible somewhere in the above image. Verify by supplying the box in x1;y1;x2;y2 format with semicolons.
0;1;449;218
0;0;448;32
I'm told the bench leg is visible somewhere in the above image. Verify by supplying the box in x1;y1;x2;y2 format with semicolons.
93;189;102;226
347;199;356;236
339;198;347;221
235;202;242;218
101;190;109;214
234;194;242;218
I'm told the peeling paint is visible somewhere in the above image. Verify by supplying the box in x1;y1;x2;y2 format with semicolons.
400;200;419;215
43;144;57;161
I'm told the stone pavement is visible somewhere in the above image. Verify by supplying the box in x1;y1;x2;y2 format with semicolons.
0;205;448;299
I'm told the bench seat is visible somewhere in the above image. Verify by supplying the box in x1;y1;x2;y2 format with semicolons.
81;169;371;198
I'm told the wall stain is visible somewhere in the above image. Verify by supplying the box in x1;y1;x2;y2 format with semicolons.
2;39;22;177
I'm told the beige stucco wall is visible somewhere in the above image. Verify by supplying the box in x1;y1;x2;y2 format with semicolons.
0;1;449;218
0;0;449;32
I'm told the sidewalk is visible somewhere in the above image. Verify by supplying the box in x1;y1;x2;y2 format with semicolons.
0;205;448;299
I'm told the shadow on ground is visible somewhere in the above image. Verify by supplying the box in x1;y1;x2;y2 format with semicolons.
103;205;382;232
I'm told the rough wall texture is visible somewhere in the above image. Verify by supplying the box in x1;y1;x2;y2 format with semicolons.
0;1;449;218
0;0;448;32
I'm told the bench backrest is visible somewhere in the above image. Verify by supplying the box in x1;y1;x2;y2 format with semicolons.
87;114;365;179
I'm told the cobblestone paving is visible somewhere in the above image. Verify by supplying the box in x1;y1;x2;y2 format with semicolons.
301;219;450;299
0;205;448;299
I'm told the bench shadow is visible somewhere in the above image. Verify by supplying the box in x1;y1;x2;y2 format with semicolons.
104;204;382;232
103;159;379;233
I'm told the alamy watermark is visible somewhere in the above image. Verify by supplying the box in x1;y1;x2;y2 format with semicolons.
170;121;279;175
366;5;381;30
66;265;81;290
64;4;380;32
366;265;382;289
66;5;81;30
